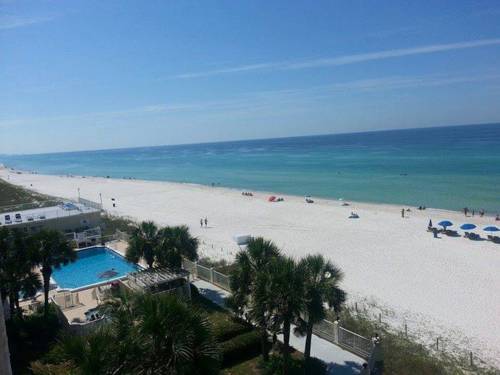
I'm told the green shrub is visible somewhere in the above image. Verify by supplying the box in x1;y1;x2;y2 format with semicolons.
100;214;136;236
222;330;261;365
192;294;252;341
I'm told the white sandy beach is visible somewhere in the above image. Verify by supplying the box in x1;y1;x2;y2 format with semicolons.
1;167;499;366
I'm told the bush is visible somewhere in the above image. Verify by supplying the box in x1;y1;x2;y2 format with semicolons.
222;330;262;365
192;294;252;341
100;214;136;237
213;315;252;342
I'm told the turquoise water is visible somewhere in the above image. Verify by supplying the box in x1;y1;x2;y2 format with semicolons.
2;124;500;212
51;247;138;289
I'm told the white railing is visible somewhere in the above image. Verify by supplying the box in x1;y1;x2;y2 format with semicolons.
213;270;230;291
338;326;372;358
114;229;130;242
180;257;372;358
78;197;102;210
65;227;102;245
196;264;212;282
181;258;231;291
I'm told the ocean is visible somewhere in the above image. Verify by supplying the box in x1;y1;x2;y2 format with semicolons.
2;124;500;213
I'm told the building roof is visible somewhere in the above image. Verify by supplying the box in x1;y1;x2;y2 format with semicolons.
0;203;99;226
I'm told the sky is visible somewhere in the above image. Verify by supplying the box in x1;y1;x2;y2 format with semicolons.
1;0;500;154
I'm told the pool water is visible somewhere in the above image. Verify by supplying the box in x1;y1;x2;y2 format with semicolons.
52;246;139;289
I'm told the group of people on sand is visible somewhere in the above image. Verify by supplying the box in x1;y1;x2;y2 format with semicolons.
241;191;253;196
400;208;412;218
463;207;487;217
199;217;208;227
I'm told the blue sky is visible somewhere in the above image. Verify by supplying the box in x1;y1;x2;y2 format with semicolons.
1;0;500;154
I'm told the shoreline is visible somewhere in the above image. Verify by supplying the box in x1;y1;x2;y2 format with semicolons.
1;166;500;366
3;165;498;219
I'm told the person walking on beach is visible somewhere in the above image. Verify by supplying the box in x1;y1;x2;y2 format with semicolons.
464;207;468;216
200;218;203;228
401;208;405;218
204;217;208;227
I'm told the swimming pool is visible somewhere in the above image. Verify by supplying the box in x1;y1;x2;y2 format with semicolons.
51;246;139;290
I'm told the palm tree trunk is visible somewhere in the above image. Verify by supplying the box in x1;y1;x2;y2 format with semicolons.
282;317;291;375
41;267;51;317
260;325;269;361
8;293;15;317
14;296;22;318
304;320;313;361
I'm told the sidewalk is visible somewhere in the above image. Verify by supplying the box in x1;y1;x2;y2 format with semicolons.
193;279;364;375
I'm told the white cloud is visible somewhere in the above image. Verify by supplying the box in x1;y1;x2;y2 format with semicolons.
2;72;500;130
171;38;500;79
0;14;57;30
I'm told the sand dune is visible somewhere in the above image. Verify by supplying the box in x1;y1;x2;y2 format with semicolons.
1;167;499;366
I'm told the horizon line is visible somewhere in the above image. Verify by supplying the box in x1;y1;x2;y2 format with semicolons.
1;122;499;158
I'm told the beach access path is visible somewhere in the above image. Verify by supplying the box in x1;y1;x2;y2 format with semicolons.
1;168;499;367
193;279;364;375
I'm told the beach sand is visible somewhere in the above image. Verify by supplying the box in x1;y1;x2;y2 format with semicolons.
1;167;499;366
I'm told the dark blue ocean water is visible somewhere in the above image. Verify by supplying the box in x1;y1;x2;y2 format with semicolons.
2;124;500;212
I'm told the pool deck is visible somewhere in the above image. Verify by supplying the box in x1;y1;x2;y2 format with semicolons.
57;288;99;323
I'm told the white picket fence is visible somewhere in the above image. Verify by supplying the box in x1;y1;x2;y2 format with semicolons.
181;258;231;291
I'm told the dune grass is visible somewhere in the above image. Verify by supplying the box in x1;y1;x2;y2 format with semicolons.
0;178;59;211
332;305;498;375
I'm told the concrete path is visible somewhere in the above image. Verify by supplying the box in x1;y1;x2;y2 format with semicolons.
193;279;365;375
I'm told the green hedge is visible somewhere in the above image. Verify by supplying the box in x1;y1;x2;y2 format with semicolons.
192;294;252;341
222;330;261;365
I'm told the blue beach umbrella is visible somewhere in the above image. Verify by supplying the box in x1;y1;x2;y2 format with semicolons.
483;226;499;232
438;220;453;229
460;223;476;231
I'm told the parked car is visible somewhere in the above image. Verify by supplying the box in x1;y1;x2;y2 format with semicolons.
15;213;22;223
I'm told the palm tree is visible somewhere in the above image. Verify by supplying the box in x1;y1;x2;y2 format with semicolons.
31;229;76;316
126;221;159;268
105;290;219;374
132;293;219;374
49;329;117;375
228;237;280;362
296;254;346;362
0;228;41;316
156;225;199;268
268;256;305;374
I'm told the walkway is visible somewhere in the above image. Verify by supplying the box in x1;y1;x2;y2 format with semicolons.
193;279;365;375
